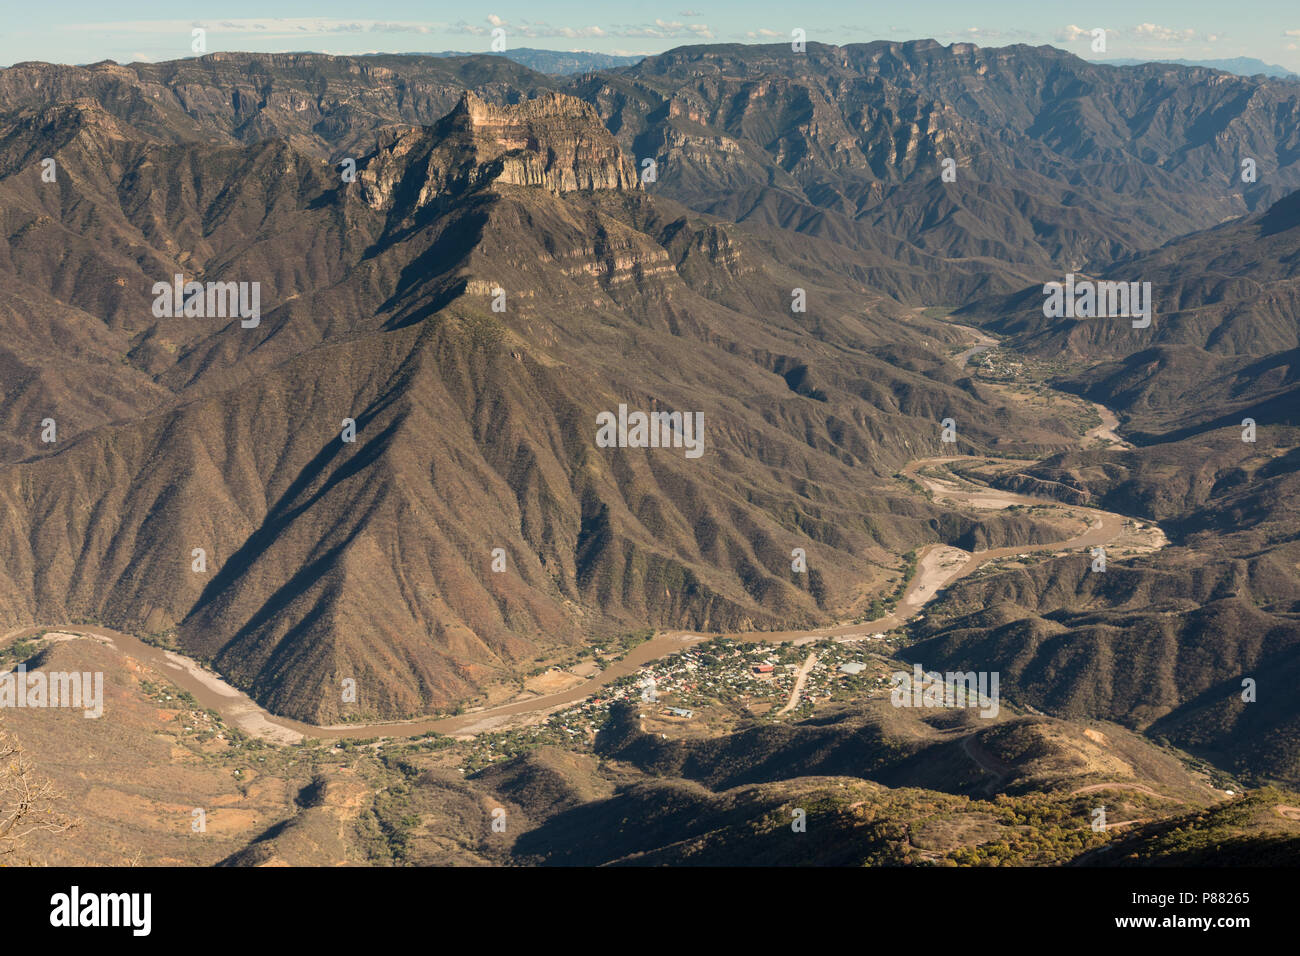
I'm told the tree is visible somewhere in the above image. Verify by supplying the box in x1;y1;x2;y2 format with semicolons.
0;721;74;862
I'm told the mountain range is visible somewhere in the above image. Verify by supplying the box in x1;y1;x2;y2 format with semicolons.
1;41;1299;853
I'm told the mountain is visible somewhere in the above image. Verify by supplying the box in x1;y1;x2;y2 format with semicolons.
955;188;1300;442
577;41;1300;283
905;186;1300;785
901;187;1300;783
417;49;644;75
1098;57;1297;79
904;420;1300;786
0;53;558;161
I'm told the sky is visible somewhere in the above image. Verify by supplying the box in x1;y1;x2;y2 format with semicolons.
4;1;1300;71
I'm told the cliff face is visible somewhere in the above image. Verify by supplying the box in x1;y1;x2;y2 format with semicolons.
357;92;636;217
0;53;555;160
455;92;638;192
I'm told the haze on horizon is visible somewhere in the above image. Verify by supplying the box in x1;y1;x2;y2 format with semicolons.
4;0;1300;73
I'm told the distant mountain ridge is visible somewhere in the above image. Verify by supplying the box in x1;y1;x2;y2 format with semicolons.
1097;56;1296;78
5;41;1300;299
414;48;644;74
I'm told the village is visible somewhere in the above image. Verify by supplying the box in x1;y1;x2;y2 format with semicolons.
440;633;906;774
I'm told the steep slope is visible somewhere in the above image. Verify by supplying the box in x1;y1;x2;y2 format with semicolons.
578;41;1300;287
959;188;1300;441
906;426;1300;784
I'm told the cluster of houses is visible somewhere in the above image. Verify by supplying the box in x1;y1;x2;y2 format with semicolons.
450;636;905;772
626;639;897;718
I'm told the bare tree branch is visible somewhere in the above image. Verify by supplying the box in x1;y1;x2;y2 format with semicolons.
0;726;75;862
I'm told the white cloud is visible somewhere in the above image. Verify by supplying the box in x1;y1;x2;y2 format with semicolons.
369;23;432;34
953;27;1035;42
608;21;713;40
64;18;446;37
1131;23;1196;42
65;15;618;43
52;14;692;52
447;20;608;39
1057;25;1094;43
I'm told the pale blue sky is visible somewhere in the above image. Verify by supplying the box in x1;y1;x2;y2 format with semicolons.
4;1;1299;70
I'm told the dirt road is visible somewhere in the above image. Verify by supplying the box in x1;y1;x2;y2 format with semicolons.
776;653;818;716
1069;782;1186;804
